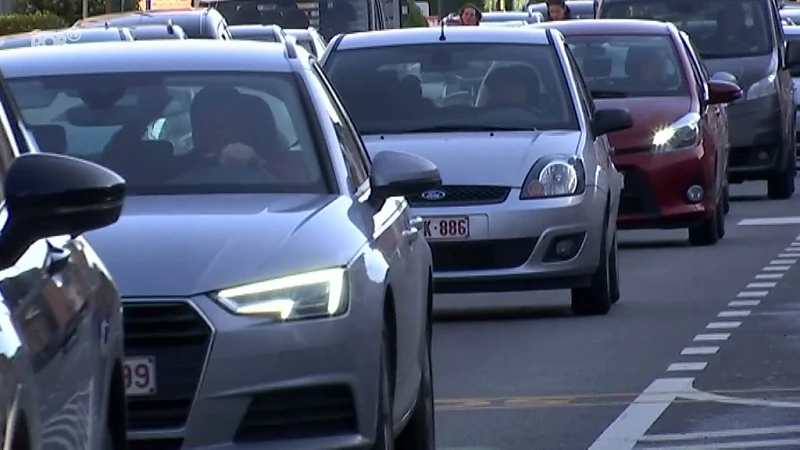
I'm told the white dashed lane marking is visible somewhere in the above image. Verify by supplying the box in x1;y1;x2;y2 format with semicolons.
693;333;730;342
728;300;760;307
718;310;752;318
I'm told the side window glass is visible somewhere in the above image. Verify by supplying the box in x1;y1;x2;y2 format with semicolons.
565;48;595;117
680;36;708;99
310;65;370;186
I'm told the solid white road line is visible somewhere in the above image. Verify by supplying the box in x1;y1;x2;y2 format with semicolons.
728;300;760;307
746;282;777;288
693;333;730;341
763;266;791;271
791;242;800;246
755;273;784;279
639;425;800;442
738;217;800;225
737;291;769;298
707;322;742;329
588;378;694;450
640;438;800;449
778;253;800;258
681;347;719;355
667;363;708;371
718;310;751;318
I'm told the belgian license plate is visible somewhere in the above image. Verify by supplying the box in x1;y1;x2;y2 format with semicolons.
423;216;470;240
124;356;156;397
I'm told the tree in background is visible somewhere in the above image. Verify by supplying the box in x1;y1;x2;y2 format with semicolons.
16;0;140;25
404;0;429;26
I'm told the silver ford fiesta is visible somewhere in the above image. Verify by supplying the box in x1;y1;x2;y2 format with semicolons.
322;26;632;315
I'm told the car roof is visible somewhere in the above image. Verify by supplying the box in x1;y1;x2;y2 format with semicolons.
229;24;282;33
0;27;131;49
531;18;672;35
336;27;551;50
0;40;295;78
75;9;213;30
284;28;313;38
130;23;188;39
784;24;800;36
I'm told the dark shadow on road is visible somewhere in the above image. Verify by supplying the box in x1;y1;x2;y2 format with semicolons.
620;239;689;249
434;305;573;321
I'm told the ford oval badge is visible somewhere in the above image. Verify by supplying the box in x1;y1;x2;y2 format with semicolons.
421;190;446;201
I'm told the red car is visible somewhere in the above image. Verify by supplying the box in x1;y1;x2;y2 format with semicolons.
535;19;742;245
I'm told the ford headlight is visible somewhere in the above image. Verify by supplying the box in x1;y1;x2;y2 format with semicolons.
651;113;701;153
214;268;347;319
746;74;777;100
520;155;585;199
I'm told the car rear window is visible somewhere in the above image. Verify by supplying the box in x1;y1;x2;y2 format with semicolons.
598;0;773;58
567;35;689;98
323;43;579;134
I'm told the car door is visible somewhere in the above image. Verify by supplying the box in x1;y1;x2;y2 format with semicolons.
0;74;106;450
309;62;426;417
680;32;729;193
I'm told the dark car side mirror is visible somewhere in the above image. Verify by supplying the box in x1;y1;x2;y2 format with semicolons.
707;79;743;105
592;108;633;137
369;151;442;207
0;153;125;269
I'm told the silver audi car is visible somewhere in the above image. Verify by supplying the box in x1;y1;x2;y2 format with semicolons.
3;39;439;449
322;27;631;315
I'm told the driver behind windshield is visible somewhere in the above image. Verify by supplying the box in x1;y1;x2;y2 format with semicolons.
483;65;541;107
711;6;758;50
625;46;669;88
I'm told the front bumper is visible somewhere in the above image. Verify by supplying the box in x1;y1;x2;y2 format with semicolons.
614;145;715;229
416;186;607;294
124;297;380;450
727;96;784;179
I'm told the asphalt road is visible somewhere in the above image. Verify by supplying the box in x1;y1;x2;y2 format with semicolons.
431;178;800;450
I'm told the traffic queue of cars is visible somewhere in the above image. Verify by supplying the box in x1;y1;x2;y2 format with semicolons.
0;0;792;448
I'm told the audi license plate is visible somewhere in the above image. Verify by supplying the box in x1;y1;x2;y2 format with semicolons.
124;356;156;396
423;216;470;240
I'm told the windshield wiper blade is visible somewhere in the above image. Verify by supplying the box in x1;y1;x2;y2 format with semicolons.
402;124;535;133
591;90;630;99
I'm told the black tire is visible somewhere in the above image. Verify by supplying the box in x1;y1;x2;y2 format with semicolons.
688;200;721;246
395;317;435;449
722;185;730;215
608;233;620;304
767;147;796;200
571;231;613;316
716;199;726;239
372;333;395;450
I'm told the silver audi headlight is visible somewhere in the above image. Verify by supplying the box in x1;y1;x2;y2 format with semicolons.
214;268;347;320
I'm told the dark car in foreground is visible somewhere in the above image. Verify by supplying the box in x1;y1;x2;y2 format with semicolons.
0;27;133;49
1;39;439;449
0;69;127;448
73;8;232;39
598;0;796;200
535;19;742;245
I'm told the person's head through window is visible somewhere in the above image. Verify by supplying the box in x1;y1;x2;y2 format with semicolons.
459;3;482;25
547;0;571;21
625;47;667;85
716;6;746;39
190;87;249;162
484;65;540;107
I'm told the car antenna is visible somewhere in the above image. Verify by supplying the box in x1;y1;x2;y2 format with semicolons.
439;16;446;41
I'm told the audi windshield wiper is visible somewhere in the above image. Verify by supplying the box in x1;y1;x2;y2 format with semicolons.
591;90;630;98
401;124;536;133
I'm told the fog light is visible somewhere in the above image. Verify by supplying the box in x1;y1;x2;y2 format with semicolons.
543;233;586;262
686;185;704;203
757;151;770;161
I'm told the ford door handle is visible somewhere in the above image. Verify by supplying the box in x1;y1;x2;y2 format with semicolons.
402;227;420;242
409;216;424;228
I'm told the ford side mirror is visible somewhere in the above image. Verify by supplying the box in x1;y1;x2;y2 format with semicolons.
592;107;633;137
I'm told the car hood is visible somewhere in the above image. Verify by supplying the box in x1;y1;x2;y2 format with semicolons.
361;131;582;186
702;54;774;90
596;97;691;152
85;194;356;298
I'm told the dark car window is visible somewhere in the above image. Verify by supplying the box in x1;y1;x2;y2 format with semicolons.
567;35;688;97
324;43;579;134
8;72;328;195
229;29;279;41
599;0;773;58
208;0;369;40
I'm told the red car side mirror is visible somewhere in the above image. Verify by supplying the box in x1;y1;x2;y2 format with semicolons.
707;80;743;105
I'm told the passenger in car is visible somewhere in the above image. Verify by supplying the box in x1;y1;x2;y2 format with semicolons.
482;65;542;108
